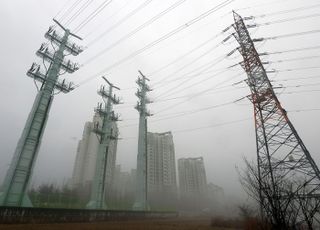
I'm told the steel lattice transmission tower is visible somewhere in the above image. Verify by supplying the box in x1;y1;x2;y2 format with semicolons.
133;71;152;211
231;11;320;223
87;77;121;209
0;19;83;207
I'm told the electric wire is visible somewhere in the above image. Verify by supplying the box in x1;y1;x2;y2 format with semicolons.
152;39;226;87
119;106;320;139
54;0;74;20
87;0;154;46
115;73;245;112
116;72;246;112
147;29;225;77
271;75;320;83
290;108;320;113
152;55;241;93
262;29;320;41
234;0;301;12
120;86;320;129
152;64;238;90
137;8;233;69
252;13;320;27
153;72;245;115
119;96;246;128
172;117;251;134
117;80;320;130
268;66;320;74
141;33;320;116
151;98;243;121
154;56;227;99
163;107;320;134
282;89;320;95
281;82;320;89
251;3;320;18
84;0;131;38
64;0;94;27
155;70;320;113
265;55;320;64
261;45;320;56
118;117;252;139
73;0;113;33
58;0;84;22
85;0;187;59
120;72;246;120
153;77;244;103
76;0;235;87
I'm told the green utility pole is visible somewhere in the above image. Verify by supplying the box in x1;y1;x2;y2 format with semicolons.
0;19;82;207
133;71;152;211
86;77;121;209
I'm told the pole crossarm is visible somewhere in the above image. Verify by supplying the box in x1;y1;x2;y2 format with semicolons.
27;63;74;93
36;44;79;73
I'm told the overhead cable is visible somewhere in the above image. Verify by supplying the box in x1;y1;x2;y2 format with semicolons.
85;0;187;56
64;0;94;26
250;13;320;27
252;3;320;18
87;0;154;46
73;0;113;32
262;29;320;41
84;0;131;38
76;0;235;87
154;56;227;99
58;0;84;22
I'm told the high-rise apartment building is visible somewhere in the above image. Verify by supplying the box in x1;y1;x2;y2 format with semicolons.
71;114;118;198
178;157;207;211
147;131;177;209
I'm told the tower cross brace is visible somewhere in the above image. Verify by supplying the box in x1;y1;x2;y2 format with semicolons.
231;11;320;225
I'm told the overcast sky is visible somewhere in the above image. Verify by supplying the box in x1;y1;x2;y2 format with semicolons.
0;0;319;200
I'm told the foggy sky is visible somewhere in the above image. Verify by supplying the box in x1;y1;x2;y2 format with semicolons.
0;0;319;201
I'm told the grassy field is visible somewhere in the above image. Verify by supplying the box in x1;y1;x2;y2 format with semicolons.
0;218;239;230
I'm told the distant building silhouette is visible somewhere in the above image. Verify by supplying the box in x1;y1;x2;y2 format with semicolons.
71;114;118;200
206;183;226;215
112;165;136;209
147;131;177;210
178;157;207;211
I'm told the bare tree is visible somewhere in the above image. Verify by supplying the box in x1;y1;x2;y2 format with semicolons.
238;158;319;230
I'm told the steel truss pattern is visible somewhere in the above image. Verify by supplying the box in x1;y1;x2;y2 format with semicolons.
232;11;320;225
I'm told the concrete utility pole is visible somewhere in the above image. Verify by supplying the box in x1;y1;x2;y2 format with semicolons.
133;71;152;211
86;77;121;209
0;19;82;207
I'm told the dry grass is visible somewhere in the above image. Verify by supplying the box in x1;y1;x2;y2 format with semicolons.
0;218;238;230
